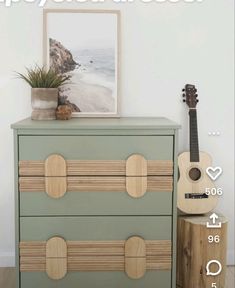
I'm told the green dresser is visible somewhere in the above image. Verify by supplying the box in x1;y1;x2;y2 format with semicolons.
12;117;180;288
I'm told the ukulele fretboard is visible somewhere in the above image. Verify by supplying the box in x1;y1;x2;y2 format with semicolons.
189;109;199;162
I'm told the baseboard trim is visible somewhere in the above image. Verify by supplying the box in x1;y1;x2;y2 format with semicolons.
0;253;15;267
227;249;235;265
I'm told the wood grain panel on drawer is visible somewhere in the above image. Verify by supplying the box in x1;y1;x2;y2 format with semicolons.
19;176;172;192
19;159;173;176
20;239;171;272
19;135;173;160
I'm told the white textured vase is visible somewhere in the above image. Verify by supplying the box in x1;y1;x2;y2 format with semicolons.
31;88;58;120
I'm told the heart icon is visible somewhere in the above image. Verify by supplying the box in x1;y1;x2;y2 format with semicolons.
206;167;223;181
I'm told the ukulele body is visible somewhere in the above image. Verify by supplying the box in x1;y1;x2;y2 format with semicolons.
177;151;218;214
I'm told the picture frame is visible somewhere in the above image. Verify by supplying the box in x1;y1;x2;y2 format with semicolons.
43;9;120;117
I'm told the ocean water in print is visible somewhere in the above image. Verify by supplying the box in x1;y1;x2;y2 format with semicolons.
72;48;116;92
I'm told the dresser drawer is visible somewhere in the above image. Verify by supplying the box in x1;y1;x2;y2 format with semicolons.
19;135;173;160
20;192;172;216
19;135;174;216
20;216;172;288
21;271;171;288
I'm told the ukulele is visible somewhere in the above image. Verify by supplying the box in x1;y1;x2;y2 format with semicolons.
177;84;218;214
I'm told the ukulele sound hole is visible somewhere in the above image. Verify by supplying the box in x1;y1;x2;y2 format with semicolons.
189;167;201;181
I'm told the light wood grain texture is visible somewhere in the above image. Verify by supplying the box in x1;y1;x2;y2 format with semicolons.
20;239;171;272
126;154;148;198
19;176;172;193
125;236;146;257
44;154;66;177
46;237;67;280
46;258;67;280
45;177;67;199
19;240;172;257
125;258;146;279
46;237;67;258
177;152;218;214
126;154;147;176
125;236;146;279
177;215;228;288
19;159;173;176
126;177;147;198
0;268;16;288
68;160;126;176
44;154;67;198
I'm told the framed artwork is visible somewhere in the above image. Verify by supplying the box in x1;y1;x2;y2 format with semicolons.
43;9;120;117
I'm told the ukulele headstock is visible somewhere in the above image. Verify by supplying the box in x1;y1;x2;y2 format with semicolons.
182;84;199;108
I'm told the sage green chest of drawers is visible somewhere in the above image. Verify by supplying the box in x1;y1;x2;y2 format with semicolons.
12;117;180;288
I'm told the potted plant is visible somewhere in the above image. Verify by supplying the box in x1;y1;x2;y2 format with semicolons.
17;66;70;120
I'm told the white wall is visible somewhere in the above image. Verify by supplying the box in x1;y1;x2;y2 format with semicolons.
0;0;234;266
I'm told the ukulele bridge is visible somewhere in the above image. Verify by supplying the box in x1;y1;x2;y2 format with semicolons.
185;193;209;199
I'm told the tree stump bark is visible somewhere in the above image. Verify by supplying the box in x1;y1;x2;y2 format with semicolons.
177;214;228;288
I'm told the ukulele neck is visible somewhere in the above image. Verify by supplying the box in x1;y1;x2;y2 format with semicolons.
189;108;200;162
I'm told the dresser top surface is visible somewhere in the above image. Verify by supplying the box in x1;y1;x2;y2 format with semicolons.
12;117;180;130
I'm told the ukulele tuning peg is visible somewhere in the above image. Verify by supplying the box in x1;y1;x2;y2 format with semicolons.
182;94;186;97
182;89;185;92
195;94;198;97
196;99;199;103
183;99;186;102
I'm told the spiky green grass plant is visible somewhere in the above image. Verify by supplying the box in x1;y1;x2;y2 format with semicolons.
16;66;71;88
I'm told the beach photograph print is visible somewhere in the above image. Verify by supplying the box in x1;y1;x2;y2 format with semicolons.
44;10;120;117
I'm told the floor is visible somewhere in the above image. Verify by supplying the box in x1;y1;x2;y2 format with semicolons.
225;266;235;288
0;267;234;288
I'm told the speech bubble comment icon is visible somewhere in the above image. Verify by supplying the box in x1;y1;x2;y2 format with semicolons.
206;260;222;276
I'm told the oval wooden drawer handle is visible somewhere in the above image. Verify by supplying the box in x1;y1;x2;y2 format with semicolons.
126;154;147;198
45;154;67;199
46;237;67;280
45;154;67;177
45;177;67;199
125;236;146;279
126;177;147;198
126;154;147;176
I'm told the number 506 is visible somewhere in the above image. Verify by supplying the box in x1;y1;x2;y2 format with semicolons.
205;188;223;196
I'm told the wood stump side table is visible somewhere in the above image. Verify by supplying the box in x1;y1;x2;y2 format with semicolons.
177;214;228;288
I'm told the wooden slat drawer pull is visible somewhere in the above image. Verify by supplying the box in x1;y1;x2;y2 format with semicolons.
19;160;173;176
19;176;173;193
45;154;67;177
126;177;147;198
126;154;147;198
126;154;147;176
125;236;146;279
19;153;173;198
20;239;172;274
45;177;67;199
45;154;67;199
46;237;67;280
